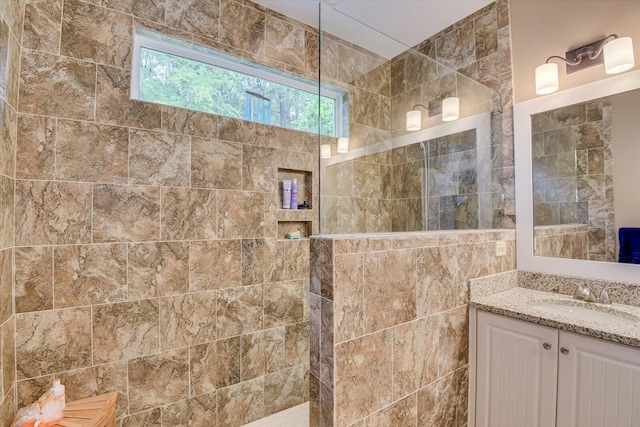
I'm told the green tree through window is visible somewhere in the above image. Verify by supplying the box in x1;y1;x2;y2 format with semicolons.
138;47;337;136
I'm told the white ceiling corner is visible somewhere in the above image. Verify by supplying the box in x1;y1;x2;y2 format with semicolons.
252;0;493;58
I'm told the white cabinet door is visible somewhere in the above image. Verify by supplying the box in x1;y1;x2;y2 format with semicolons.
557;331;640;427
476;311;559;427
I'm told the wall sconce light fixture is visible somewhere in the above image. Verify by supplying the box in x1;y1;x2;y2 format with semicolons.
406;104;427;131
320;144;331;159
337;137;349;153
442;97;460;122
406;98;460;131
535;34;635;95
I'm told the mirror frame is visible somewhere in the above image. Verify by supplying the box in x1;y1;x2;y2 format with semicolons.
514;69;640;284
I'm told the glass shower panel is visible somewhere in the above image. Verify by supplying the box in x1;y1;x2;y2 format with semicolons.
319;4;503;234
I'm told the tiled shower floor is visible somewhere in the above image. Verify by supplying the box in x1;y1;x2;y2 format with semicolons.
241;402;309;427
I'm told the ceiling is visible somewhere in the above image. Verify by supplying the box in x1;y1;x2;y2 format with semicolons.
252;0;494;58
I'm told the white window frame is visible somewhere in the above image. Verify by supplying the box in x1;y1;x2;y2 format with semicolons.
131;27;345;137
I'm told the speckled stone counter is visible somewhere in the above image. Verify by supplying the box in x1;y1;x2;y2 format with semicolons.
470;272;640;349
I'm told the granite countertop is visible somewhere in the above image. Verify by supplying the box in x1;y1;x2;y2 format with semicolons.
470;287;640;349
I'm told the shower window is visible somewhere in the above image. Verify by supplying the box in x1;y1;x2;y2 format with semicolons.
131;28;345;137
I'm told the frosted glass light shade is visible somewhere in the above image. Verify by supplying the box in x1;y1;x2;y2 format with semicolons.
604;37;635;74
442;97;459;122
320;144;331;159
535;63;559;95
406;110;421;131
337;137;349;153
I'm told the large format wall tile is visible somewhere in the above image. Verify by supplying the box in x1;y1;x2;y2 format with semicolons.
189;239;241;291
119;408;161;427
61;0;132;69
416;245;459;317
264;15;304;70
92;184;160;243
129;130;190;187
102;0;165;23
217;285;263;339
0;176;14;250
0;249;11;328
16;113;55;180
15;180;92;246
285;321;309;368
264;364;306;416
416;373;458;427
22;0;62;54
96;65;162;129
128;349;190;413
438;306;469;376
19;50;96;120
242;145;279;192
393;316;439;399
161;392;217;426
219;0;265;55
191;137;242;190
365;394;417;427
161;187;217;240
334;253;363;343
363;249;417;333
159;291;216;350
216;377;264;427
0;100;16;178
15;307;92;379
162;106;218;139
92;299;160;364
190;337;241;396
264;280;304;328
53;244;127;308
284;239;310;281
241;238;284;286
1;317;15;396
164;0;220;40
14;246;53;313
0;22;11;105
241;328;285;381
217;191;265;239
128;242;189;299
0;386;15;426
335;329;393;426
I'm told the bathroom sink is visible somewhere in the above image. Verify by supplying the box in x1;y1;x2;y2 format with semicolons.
532;303;640;326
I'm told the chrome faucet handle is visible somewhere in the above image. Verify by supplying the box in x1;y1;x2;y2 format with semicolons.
574;284;596;302
597;289;611;304
597;286;622;305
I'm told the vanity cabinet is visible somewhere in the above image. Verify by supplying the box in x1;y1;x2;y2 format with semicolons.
471;310;640;427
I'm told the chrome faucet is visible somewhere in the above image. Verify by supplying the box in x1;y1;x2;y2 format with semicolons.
574;283;596;303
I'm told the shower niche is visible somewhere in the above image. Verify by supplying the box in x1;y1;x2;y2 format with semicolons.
277;167;314;239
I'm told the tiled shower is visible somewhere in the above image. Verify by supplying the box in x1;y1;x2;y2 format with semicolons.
0;1;516;426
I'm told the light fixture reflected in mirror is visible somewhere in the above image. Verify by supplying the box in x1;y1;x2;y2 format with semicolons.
442;97;460;122
535;34;635;95
337;137;349;153
320;144;331;159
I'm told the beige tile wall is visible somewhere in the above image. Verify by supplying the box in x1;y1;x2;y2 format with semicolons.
310;230;516;427
5;0;324;425
534;224;589;260
411;0;514;228
0;0;22;424
320;0;512;234
532;99;615;261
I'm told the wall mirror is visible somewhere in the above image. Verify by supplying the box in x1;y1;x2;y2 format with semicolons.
515;69;640;284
